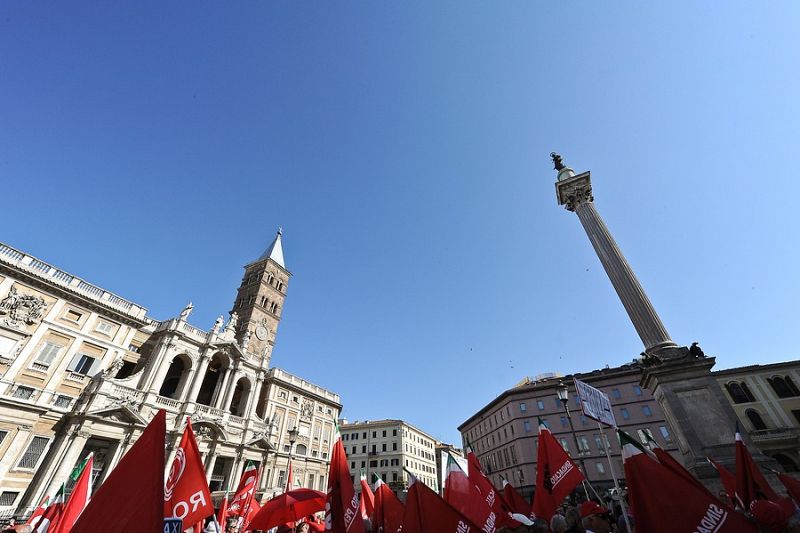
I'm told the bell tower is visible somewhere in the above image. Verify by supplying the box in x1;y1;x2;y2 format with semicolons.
231;229;290;366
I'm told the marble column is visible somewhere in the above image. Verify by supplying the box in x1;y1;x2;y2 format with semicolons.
219;366;241;412
183;351;211;406
554;165;677;355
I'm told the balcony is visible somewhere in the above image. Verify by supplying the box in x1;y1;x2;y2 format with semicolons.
750;427;800;446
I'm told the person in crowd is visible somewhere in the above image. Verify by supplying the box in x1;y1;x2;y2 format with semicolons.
580;501;612;533
530;519;549;533
564;506;584;533
550;513;568;533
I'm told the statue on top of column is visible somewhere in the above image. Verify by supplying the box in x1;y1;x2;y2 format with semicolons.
551;152;565;171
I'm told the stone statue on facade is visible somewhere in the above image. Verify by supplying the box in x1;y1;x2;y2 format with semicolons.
225;312;238;334
0;285;47;327
212;315;224;334
179;302;194;321
241;329;251;351
104;351;126;377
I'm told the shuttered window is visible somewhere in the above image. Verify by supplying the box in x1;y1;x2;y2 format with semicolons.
16;436;49;469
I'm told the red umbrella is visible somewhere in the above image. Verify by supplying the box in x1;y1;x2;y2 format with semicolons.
248;489;326;531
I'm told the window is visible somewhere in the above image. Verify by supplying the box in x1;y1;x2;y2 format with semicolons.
361;461;366;468
768;376;800;398
71;354;96;375
633;385;643;396
559;439;570;452
746;409;768;430
0;335;17;358
392;442;397;451
659;426;672;442
537;400;545;410
16;436;49;469
362;432;367;439
560;416;569;428
362;445;366;453
524;421;531;433
36;342;63;366
620;408;630;420
725;381;756;404
351;446;356;454
578;436;590;453
12;386;34;400
371;445;376;453
0;430;7;445
612;388;621;399
369;460;378;468
596;462;606;475
308;474;315;489
594;434;604;451
277;470;285;488
393;429;397;436
519;402;527;413
382;443;387;452
642;405;652;417
95;320;115;335
64;309;83;322
0;492;19;506
382;430;387;437
372;431;377;439
54;395;72;408
350;461;355;469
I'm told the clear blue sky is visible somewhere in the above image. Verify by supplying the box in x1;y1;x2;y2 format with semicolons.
2;2;799;444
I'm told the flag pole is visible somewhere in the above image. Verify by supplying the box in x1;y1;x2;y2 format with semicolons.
597;422;632;533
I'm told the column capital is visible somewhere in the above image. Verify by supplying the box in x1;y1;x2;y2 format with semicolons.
555;171;593;211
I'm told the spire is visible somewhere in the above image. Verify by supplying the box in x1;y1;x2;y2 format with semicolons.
257;228;285;268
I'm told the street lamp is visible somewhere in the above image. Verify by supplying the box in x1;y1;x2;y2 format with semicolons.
286;426;299;490
556;380;589;488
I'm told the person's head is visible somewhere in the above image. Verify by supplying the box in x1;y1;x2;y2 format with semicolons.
297;523;310;533
564;506;581;527
550;513;568;533
580;501;611;533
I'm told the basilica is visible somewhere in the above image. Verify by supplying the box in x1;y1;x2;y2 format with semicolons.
0;231;341;515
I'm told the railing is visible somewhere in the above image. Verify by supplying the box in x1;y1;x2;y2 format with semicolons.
196;404;226;418
109;383;145;401
0;242;147;320
65;372;88;383
751;427;799;442
30;361;50;373
181;322;209;342
155;395;181;409
229;414;244;425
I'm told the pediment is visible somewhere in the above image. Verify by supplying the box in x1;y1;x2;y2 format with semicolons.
89;404;147;425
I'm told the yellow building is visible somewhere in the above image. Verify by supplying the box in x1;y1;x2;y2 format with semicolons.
0;233;341;518
716;361;800;472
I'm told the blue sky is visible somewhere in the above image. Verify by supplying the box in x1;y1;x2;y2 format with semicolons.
2;2;799;444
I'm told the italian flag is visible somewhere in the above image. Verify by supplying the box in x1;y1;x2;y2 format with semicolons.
54;453;94;533
26;495;50;527
35;484;66;533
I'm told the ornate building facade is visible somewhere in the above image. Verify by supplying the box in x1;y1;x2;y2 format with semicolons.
0;233;341;515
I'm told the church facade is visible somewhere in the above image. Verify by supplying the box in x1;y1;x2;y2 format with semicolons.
0;232;341;515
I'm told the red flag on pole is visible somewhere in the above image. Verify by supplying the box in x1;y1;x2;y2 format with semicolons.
531;418;584;521
26;495;50;528
402;477;482;533
54;454;93;533
774;471;800;503
372;479;404;533
443;453;497;532
620;430;756;533
359;472;375;519
164;419;214;527
466;451;521;528
229;461;258;517
735;425;779;508
708;457;739;508
501;479;529;516
71;409;167;533
34;484;65;533
324;424;364;533
216;492;229;532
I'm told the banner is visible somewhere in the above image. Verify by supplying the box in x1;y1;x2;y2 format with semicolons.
574;379;616;427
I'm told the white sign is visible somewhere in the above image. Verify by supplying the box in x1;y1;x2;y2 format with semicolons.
574;379;617;427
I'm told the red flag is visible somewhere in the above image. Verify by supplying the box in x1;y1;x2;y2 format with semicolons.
359;473;375;519
531;419;584;521
620;430;756;533
735;427;779;508
229;461;259;517
217;493;229;531
54;454;93;532
775;471;800;503
466;452;520;528
443;453;496;532
324;426;364;533
708;457;739;508
501;479;529;516
402;478;482;533
242;497;261;531
372;479;404;533
34;485;65;533
71;409;166;533
26;495;50;528
164;420;214;526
